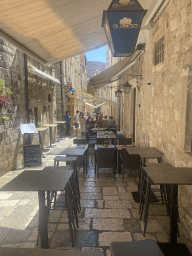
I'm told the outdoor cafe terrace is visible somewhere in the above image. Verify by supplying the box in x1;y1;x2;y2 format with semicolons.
0;129;190;256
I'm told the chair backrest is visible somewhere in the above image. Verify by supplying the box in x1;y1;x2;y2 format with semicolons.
90;131;97;136
73;138;87;144
119;138;132;145
122;148;141;169
97;148;117;168
96;138;106;145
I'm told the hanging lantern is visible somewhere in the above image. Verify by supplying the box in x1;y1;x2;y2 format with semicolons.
69;87;75;95
67;78;72;89
115;88;123;97
102;0;147;57
123;81;132;93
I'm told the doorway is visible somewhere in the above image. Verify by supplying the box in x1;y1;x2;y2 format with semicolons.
34;107;38;127
48;105;53;124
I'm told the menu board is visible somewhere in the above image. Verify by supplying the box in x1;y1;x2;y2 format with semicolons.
23;145;42;167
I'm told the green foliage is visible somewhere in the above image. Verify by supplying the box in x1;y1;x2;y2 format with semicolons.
0;78;13;96
3;115;10;121
0;78;13;108
37;120;42;127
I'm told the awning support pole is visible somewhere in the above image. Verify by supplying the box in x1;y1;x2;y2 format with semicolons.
60;61;64;120
24;53;30;123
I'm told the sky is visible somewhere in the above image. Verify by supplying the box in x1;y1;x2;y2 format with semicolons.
86;46;107;63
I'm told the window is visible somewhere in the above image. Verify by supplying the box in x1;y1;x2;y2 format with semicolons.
154;37;164;65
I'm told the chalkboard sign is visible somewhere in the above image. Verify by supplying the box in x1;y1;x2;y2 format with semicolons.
23;145;42;167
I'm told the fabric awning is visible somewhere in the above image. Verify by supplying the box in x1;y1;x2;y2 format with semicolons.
75;89;115;104
85;102;108;109
28;65;60;84
0;0;112;64
0;0;153;65
88;50;142;90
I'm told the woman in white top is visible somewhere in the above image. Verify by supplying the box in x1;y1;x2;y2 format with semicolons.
80;113;86;137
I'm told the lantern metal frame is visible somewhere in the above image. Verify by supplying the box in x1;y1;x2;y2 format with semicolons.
115;88;123;97
67;78;72;89
102;0;147;57
123;81;132;94
69;87;75;95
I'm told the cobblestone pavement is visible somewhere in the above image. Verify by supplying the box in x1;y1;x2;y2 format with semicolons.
0;136;173;255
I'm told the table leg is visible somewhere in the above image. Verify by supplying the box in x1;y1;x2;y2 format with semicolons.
49;127;52;147
38;191;49;249
60;123;62;139
118;150;122;174
95;149;97;176
86;150;88;174
83;153;85;178
169;184;178;244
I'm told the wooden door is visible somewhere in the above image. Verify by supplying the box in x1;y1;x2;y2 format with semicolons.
48;105;53;124
34;107;38;127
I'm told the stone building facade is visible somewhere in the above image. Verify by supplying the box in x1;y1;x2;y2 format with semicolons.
86;60;109;116
0;36;60;175
112;0;192;250
60;54;87;123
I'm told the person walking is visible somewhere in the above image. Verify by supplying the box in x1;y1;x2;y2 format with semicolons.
73;110;79;136
80;112;86;137
64;111;71;136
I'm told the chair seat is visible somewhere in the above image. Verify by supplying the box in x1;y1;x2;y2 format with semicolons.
88;140;97;144
157;242;191;256
110;239;165;256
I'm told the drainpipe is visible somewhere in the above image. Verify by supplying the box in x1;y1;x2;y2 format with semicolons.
117;80;121;131
60;61;64;120
24;53;30;123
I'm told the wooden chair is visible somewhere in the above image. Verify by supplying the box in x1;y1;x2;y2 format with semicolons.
96;147;117;178
111;240;191;256
73;138;87;144
121;148;141;180
118;138;132;145
110;239;165;256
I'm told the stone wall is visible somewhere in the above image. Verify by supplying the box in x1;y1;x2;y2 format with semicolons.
120;0;192;250
0;37;60;175
0;38;26;174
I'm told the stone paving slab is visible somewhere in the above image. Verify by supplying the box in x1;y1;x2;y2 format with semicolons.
80;187;101;193
104;200;132;209
80;200;95;208
102;187;117;195
103;196;119;201
81;193;102;200
92;219;125;231
98;232;132;246
85;208;131;218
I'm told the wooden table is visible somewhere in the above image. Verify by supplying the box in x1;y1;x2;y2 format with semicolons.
126;147;164;166
49;147;88;177
97;132;117;145
0;167;72;249
126;147;164;202
55;121;66;139
143;166;192;244
43;124;58;147
0;247;103;256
